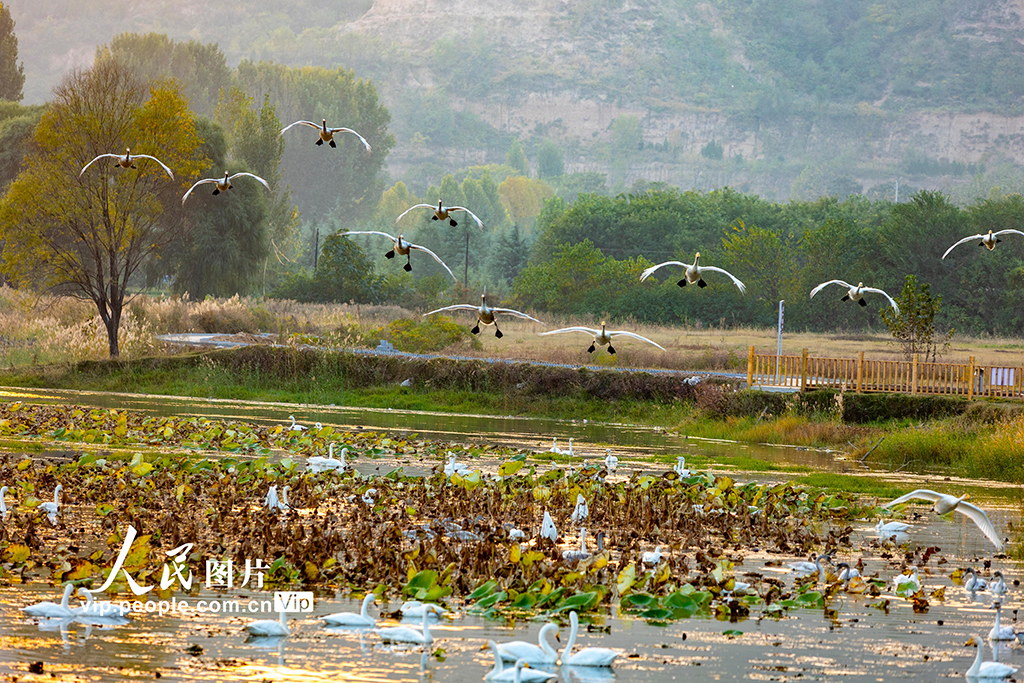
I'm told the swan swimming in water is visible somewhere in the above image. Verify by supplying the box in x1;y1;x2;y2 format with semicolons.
964;634;1017;679
39;484;61;526
22;583;75;619
485;641;557;681
561;611;621;667
376;608;434;645
245;611;290;637
497;622;560;664
321;593;376;627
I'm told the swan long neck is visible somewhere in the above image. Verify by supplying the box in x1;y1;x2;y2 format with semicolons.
489;641;504;675
361;593;374;619
279;611;288;627
53;486;61;506
322;119;328;131
422;609;432;643
61;583;74;609
968;639;983;675
562;615;578;659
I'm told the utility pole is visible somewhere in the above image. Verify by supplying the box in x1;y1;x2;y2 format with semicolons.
776;300;785;381
464;232;469;284
313;226;320;271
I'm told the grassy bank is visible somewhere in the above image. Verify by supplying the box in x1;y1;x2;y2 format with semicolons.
2;345;1023;482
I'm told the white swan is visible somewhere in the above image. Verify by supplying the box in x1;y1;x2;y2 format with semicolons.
340;230;457;281
246;611;290;637
39;484;61;526
497;622;560;664
541;511;558;543
23;583;75;619
964;568;988;593
308;444;347;473
640;253;746;293
425;292;543;338
570;495;589;524
397;200;484;229
265;485;290;512
401;602;447;619
876;518;912;541
891;566;922;594
835;562;860;581
279;119;371;151
561;611;621;667
673;456;690;478
80;148;174;178
991;571;1007;597
942;229;1024;259
0;485;9;519
562;528;591;562
546;438;563;454
965;635;1017;678
443;452;473;477
287;415;307;432
989;604;1014;641
883;490;1002;550
787;554;824;576
321;593;376;627
604;451;618;473
642;546;663;567
181;171;270;205
810;280;899;313
376;609;434;644
564;438;575;457
539;322;665;355
361;488;377;506
485;641;557;681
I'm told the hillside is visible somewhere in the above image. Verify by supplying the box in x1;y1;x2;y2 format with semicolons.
7;0;1024;199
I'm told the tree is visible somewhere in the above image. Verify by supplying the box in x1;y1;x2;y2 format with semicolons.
498;176;554;234
505;139;529;176
0;61;206;356
537;139;564;179
700;140;723;160
880;274;953;362
234;61;394;222
489;225;529;283
0;3;24;101
96;33;231;117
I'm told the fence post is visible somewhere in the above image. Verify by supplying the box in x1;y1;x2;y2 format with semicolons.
747;345;755;388
967;356;976;400
857;351;864;393
911;354;919;394
800;348;809;392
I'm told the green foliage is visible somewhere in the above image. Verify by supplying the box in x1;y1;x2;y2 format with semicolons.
505;139;529;176
375;315;474;354
0;102;43;190
880;274;953;362
0;61;206;356
96;33;231;117
537;140;564;179
271;232;379;304
0;3;24;101
700;140;723;161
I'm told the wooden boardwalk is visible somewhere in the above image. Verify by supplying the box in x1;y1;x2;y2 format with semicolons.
746;347;1022;399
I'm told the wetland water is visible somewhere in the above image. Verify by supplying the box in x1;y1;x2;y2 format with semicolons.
0;387;1021;681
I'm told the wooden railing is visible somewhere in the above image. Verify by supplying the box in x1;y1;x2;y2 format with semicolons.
746;347;1023;400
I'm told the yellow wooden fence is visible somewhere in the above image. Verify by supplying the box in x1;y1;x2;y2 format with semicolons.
746;347;1023;399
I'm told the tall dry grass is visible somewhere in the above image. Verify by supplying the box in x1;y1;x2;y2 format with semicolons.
1;287;1022;371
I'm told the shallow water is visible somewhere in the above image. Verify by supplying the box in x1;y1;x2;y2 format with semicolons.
2;516;1022;682
0;385;840;469
1;388;1022;681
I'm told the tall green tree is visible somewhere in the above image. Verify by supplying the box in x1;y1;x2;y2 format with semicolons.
235;61;394;222
537;140;564;179
0;3;24;102
96;33;231;117
881;274;953;362
0;61;206;356
505;139;529;176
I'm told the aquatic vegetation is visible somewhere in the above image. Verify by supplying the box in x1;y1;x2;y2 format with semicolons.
0;399;870;622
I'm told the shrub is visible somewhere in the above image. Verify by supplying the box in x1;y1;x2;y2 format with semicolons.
375;315;477;354
841;392;967;423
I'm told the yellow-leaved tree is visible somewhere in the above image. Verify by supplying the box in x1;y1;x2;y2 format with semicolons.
0;60;206;356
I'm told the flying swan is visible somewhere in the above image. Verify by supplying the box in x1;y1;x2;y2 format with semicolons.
339;231;457;281
539;322;665;355
640;252;746;293
182;172;270;205
280;119;372;151
397;200;484;229
810;280;899;313
80;148;174;179
883;490;1003;550
424;292;543;338
942;229;1024;259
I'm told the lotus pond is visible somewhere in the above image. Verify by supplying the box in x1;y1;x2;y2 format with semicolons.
0;396;1020;682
